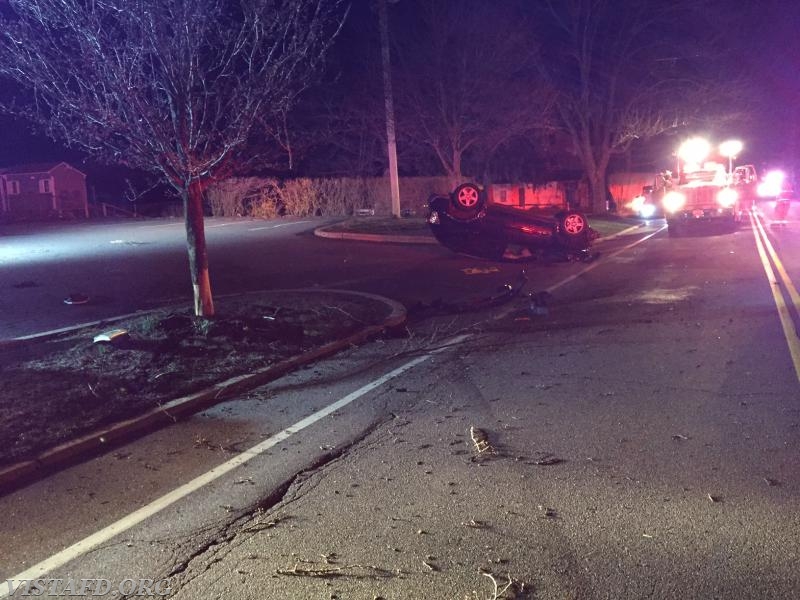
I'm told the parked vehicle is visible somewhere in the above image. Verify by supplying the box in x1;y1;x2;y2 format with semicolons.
427;183;596;261
630;185;662;219
761;181;796;225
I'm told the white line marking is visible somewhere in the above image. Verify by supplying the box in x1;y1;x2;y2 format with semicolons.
544;225;666;295
9;312;149;342
249;220;312;231
494;225;666;320
139;222;182;229
0;340;466;591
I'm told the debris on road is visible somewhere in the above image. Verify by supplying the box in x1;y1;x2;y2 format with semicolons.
422;560;438;572
528;453;563;466
276;562;395;579
408;271;528;318
462;518;488;529
64;293;89;305
538;505;558;519
477;569;527;600
92;328;129;344
470;426;495;455
528;291;553;316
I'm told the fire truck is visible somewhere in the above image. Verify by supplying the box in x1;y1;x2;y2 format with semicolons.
658;138;757;236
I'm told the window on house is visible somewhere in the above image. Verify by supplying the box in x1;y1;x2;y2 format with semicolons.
8;180;20;195
39;178;52;194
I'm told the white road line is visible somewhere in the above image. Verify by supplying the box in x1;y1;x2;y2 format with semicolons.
494;225;666;320
545;225;666;295
138;222;182;229
9;312;149;341
249;220;312;231
0;337;474;591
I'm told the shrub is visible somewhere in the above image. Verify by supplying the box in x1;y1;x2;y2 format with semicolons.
206;177;282;217
205;175;453;218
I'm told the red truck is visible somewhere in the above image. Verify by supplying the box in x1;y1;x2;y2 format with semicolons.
659;162;757;236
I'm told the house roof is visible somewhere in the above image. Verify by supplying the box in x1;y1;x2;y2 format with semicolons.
0;161;86;176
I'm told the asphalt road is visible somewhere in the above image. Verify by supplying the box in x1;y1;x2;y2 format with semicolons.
1;208;799;599
1;215;540;338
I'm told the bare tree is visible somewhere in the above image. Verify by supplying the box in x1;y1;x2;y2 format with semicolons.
393;0;553;187
0;0;344;316
532;0;746;213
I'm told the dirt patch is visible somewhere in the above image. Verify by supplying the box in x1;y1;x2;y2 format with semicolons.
0;291;395;468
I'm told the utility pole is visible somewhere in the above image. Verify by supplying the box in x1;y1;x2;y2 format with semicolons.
378;0;401;218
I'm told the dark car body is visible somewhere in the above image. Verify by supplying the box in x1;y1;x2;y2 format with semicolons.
427;183;596;261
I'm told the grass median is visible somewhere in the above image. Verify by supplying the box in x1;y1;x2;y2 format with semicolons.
325;213;641;239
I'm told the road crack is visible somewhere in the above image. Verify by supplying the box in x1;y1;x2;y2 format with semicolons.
166;412;398;592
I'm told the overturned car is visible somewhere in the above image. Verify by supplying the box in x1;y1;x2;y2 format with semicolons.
427;183;596;261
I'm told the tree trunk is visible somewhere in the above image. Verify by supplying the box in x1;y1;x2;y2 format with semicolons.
184;180;215;317
449;150;463;189
588;171;608;214
583;146;611;213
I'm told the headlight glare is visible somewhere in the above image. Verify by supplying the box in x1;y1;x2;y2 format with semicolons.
662;191;686;213
640;204;657;218
716;188;738;208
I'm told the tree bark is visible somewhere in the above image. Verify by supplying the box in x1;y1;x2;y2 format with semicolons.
588;172;608;214
581;147;611;214
184;180;215;317
450;150;462;189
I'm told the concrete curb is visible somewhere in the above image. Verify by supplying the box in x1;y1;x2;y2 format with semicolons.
0;290;406;493
314;226;438;245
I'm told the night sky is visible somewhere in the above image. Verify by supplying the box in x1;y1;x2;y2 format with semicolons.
1;0;799;192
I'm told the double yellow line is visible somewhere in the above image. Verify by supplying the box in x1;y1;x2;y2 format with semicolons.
749;211;800;381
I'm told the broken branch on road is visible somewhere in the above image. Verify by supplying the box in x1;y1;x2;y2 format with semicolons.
276;562;395;579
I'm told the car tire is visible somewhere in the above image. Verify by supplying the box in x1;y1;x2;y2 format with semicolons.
449;183;485;220
555;210;590;249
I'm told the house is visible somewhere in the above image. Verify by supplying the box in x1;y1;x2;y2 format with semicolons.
0;162;88;218
488;181;577;210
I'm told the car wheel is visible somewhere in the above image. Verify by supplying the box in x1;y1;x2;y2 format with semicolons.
555;210;589;249
449;183;485;220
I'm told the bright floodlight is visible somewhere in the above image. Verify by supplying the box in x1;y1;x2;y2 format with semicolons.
719;139;743;158
758;170;786;197
663;191;687;213
716;187;738;208
678;137;711;165
640;203;657;219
